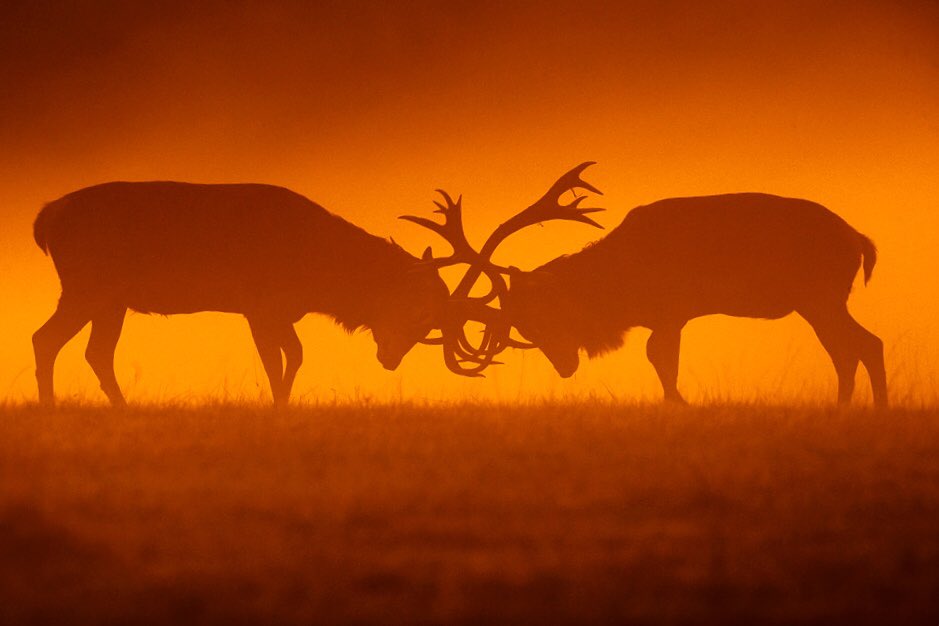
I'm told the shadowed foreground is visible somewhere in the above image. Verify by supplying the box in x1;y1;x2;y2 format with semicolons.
1;403;937;625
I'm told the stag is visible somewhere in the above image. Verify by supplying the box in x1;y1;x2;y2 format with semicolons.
406;163;888;408
33;182;449;406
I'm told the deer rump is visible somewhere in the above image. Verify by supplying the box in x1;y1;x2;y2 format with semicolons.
35;181;372;317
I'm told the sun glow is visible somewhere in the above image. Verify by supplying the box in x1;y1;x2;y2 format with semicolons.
1;1;936;405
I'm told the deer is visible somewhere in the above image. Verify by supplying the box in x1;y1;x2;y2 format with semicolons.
32;181;451;406
405;163;888;408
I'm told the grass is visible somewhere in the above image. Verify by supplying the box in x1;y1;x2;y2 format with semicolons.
1;402;938;624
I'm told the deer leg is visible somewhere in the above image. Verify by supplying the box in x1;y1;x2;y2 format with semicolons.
800;304;860;406
278;324;303;405
858;329;887;409
248;317;285;406
85;307;127;406
33;298;91;406
842;314;887;408
647;324;686;404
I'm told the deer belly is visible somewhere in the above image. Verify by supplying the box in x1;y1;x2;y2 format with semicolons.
121;270;255;315
689;279;798;320
639;273;800;321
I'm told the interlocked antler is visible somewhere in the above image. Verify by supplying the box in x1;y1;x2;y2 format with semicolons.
400;191;508;375
401;162;604;376
400;190;506;304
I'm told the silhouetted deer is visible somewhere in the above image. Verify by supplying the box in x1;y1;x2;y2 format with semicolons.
406;163;887;407
33;182;449;406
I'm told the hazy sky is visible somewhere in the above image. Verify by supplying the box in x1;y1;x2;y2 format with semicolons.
1;1;937;403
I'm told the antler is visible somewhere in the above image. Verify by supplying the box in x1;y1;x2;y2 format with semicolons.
480;161;604;263
402;162;603;377
445;161;604;307
400;188;514;375
399;190;476;267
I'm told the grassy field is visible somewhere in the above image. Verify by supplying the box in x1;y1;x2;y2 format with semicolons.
1;402;937;625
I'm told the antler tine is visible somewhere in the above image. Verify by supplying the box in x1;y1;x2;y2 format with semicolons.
443;326;505;374
400;189;476;266
502;337;536;350
419;333;445;346
454;331;505;366
432;300;511;375
443;333;493;376
544;161;603;198
433;188;460;213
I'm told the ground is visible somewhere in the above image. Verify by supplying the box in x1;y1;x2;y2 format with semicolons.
1;403;938;625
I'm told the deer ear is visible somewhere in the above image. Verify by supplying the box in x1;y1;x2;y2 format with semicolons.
504;266;524;289
422;246;433;261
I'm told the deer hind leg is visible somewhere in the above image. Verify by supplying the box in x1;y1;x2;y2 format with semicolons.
85;307;127;406
646;324;687;404
33;297;91;406
800;303;864;406
849;318;887;408
278;325;303;405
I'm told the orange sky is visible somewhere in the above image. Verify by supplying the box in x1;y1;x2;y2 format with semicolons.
1;0;937;404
